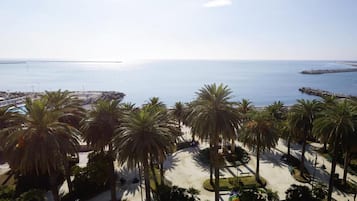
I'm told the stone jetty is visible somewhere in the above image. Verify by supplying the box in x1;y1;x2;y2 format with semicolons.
301;68;357;74
299;87;357;99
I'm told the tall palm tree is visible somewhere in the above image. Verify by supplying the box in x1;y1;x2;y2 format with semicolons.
42;90;85;129
318;96;338;152
1;98;80;201
266;101;290;155
266;101;287;123
115;107;175;201
240;110;279;182
289;99;320;175
238;98;253;121
284;114;294;156
171;101;185;129
42;90;85;192
81;100;122;201
313;100;357;201
189;83;240;201
0;105;13;164
144;98;180;185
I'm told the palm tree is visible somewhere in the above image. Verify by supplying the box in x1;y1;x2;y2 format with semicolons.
284;114;294;156
42;90;85;129
313;100;357;201
240;110;279;182
81;100;122;201
289;99;320;175
0;105;13;164
266;101;287;123
189;83;240;201
143;98;180;185
1;98;80;201
143;97;166;110
42;90;85;192
171;101;185;129
238;98;253;121
318;96;338;152
115;107;175;201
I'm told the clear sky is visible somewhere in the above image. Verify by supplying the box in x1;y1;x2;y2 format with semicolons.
1;0;357;61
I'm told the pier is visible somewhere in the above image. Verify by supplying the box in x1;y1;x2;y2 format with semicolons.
301;68;357;74
299;87;357;99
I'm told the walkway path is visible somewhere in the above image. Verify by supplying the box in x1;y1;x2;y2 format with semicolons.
87;128;357;201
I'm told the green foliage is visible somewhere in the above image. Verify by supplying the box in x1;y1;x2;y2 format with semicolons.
240;188;264;201
66;152;111;200
312;182;327;201
16;189;46;201
227;187;279;201
0;185;15;200
225;146;250;164
15;174;51;196
203;176;266;191
0;187;45;201
285;184;325;201
196;148;225;167
155;185;200;201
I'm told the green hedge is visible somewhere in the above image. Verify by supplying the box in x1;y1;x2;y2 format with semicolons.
202;175;266;192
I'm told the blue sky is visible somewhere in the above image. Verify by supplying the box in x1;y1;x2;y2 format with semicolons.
1;0;357;60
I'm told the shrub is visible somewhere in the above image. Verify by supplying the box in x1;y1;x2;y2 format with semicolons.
225;146;250;164
285;184;325;201
0;185;15;200
203;176;266;192
15;173;63;197
16;189;46;201
196;148;225;167
64;152;112;200
228;187;279;201
154;185;200;201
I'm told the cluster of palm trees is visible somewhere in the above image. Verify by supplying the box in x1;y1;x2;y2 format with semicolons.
0;84;356;201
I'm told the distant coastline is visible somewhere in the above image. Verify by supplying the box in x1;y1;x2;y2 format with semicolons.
301;61;357;74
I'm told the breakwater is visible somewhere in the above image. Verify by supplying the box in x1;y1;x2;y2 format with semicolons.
301;68;357;74
299;87;357;99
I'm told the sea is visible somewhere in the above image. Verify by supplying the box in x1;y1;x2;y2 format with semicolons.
0;60;356;107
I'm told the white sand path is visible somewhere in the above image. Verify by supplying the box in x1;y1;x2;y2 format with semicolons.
84;127;357;201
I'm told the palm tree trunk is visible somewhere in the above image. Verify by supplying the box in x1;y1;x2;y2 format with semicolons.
287;135;291;156
49;174;60;201
214;141;220;201
143;159;152;201
300;133;307;176
342;150;351;186
109;144;117;201
323;141;328;153
150;157;159;189
327;134;340;201
209;142;213;185
256;132;261;183
159;162;164;185
63;159;73;193
231;139;235;153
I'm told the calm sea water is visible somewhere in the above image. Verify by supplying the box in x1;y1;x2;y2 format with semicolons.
0;60;356;106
